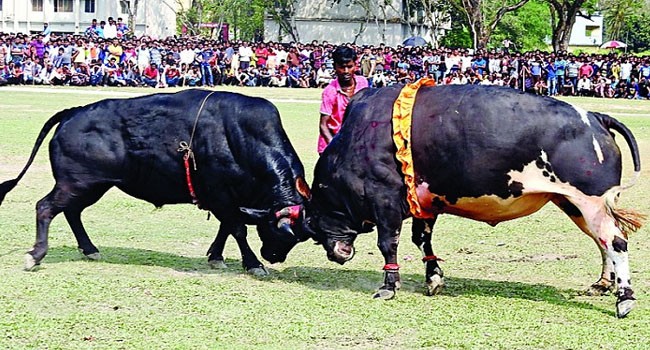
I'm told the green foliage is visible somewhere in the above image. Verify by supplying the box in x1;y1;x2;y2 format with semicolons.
491;0;551;51
176;0;268;41
626;11;650;52
439;8;473;49
601;0;642;41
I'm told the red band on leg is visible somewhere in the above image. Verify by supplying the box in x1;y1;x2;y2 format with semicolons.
422;255;444;262
383;263;400;271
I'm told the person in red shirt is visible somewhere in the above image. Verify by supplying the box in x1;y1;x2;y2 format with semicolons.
317;46;369;154
579;59;594;79
254;43;269;68
142;62;159;87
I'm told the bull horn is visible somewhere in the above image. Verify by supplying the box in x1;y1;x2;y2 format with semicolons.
277;217;294;236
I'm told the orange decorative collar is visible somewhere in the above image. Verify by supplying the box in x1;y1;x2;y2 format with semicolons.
392;78;436;219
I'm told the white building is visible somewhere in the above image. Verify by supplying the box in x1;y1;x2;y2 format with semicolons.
0;0;184;39
569;13;603;47
264;0;445;47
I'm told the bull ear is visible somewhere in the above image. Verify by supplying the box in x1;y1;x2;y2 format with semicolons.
239;207;270;220
296;176;311;201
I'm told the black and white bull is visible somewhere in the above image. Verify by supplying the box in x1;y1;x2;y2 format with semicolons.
300;84;643;318
0;89;309;274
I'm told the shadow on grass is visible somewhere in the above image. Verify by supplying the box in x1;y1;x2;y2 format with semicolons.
42;245;611;316
44;245;246;276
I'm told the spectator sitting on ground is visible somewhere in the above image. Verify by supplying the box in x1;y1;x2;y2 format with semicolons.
577;75;593;96
142;62;159;87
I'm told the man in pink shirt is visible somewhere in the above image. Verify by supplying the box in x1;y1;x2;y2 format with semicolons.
318;46;369;154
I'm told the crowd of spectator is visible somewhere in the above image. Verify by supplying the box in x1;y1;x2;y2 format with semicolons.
1;18;650;100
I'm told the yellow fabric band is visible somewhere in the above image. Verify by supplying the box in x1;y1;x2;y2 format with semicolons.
392;78;436;219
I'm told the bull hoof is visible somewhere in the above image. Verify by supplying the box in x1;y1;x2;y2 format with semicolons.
24;254;40;271
85;252;101;261
78;249;101;261
247;266;269;277
616;299;635;319
426;275;445;296
208;260;228;269
373;289;396;300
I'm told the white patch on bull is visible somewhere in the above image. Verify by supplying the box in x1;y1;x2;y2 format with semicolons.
572;105;591;126
592;135;604;164
416;150;616;231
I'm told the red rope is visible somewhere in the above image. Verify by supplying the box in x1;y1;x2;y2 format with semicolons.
184;154;199;205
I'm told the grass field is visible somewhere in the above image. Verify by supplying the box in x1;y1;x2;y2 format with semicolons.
0;86;649;349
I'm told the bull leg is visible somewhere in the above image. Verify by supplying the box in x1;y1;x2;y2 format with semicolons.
206;222;230;269
552;198;614;295
555;197;636;318
208;222;268;276
63;186;110;261
374;214;404;300
26;187;68;270
411;218;444;296
232;224;268;276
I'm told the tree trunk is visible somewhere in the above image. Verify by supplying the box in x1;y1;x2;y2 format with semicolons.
548;0;587;52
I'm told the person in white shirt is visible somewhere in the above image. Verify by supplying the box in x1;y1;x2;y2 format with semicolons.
620;59;633;82
238;41;253;70
103;17;118;39
179;44;196;66
577;76;593;96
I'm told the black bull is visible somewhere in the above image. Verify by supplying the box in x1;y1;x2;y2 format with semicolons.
0;89;310;274
292;84;644;318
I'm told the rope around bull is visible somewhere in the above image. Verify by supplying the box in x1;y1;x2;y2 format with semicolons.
177;91;217;205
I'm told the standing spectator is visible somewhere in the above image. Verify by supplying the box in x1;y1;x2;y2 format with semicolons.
238;41;253;70
566;56;580;95
471;52;487;78
197;43;214;87
639;60;650;82
107;38;123;63
149;41;162;67
555;54;567;92
85;19;99;38
104;17;118;39
359;46;376;86
42;22;52;43
254;43;269;68
529;56;542;85
179;44;196;67
317;46;368;155
116;17;131;38
137;41;150;73
620;58;633;83
579;59;594;80
544;58;558;96
96;21;106;39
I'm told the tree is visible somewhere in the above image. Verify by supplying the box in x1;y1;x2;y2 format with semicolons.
491;0;551;51
265;0;301;42
449;0;531;50
601;0;642;41
545;0;597;52
120;0;140;35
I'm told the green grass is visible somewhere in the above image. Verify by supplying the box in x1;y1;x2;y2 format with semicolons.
0;86;649;349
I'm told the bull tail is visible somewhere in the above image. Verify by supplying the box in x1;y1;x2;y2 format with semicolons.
0;109;68;206
594;112;641;190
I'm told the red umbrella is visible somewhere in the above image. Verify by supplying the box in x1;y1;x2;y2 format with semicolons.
600;40;627;49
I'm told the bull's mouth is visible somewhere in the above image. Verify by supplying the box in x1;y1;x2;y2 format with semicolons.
328;241;355;264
